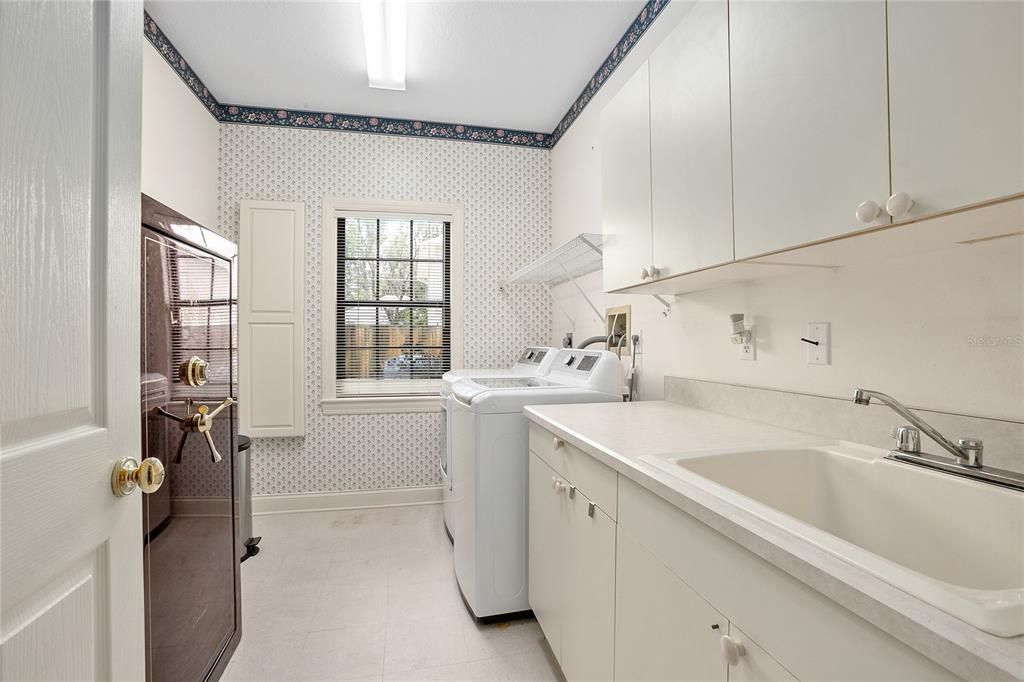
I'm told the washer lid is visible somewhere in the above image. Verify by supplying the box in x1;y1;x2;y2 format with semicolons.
452;377;564;405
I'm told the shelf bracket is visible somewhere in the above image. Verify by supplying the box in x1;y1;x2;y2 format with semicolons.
559;263;605;325
541;281;576;328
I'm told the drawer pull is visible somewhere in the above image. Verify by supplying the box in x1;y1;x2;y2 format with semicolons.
588;502;596;517
553;437;565;449
569;485;577;499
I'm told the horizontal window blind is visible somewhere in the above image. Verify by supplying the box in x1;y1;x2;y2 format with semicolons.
336;215;451;396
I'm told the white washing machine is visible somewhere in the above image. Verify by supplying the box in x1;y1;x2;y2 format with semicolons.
450;349;624;619
439;347;558;541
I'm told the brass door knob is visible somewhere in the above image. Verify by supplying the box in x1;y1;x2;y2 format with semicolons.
111;457;165;497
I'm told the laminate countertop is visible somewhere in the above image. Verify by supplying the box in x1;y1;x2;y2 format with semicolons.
523;400;1024;682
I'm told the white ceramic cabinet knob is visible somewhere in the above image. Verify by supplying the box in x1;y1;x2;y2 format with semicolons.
648;265;660;279
855;200;881;224
640;267;650;281
551;476;566;493
886;192;914;218
720;635;746;666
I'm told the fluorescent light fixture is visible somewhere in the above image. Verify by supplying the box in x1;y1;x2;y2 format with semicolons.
360;0;407;91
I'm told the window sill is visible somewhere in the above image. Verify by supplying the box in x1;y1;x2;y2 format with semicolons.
321;395;442;415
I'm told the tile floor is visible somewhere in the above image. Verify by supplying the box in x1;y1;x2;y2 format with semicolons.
222;504;563;681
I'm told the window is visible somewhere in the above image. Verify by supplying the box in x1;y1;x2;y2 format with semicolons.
321;199;464;413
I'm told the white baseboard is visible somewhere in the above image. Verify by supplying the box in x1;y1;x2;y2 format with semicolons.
251;485;444;516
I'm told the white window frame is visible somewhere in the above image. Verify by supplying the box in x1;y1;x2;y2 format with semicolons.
320;197;464;415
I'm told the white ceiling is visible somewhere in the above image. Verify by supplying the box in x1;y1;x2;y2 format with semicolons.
145;0;645;132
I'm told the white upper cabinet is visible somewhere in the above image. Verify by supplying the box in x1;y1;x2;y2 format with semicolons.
601;61;653;292
729;0;891;260
650;0;734;276
887;1;1024;219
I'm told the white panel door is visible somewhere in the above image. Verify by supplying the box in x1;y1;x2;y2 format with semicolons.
601;61;653;292
650;0;734;276
888;1;1024;218
1;1;145;679
615;533;725;681
730;0;891;259
561;490;616;682
238;200;306;437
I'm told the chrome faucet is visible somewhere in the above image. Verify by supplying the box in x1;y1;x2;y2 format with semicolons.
852;389;982;467
853;388;1024;492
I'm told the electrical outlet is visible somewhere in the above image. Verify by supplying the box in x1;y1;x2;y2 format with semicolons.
738;327;756;361
806;322;830;365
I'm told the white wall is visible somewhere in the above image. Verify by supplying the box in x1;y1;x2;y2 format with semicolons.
551;5;1024;424
141;42;220;230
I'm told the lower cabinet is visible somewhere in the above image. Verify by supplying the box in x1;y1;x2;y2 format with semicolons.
528;450;567;657
528;451;615;681
616;532;797;681
727;624;798;682
528;427;960;682
615;532;726;681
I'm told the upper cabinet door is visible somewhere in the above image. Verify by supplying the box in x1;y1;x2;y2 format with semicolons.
730;0;891;260
888;1;1023;218
650;0;733;276
601;61;653;292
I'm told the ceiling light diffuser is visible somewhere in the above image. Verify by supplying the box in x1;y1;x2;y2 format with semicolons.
360;0;407;91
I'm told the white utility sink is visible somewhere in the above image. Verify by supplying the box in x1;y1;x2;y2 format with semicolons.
641;444;1024;637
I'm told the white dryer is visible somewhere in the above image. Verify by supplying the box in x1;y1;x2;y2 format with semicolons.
439;347;557;540
450;349;624;619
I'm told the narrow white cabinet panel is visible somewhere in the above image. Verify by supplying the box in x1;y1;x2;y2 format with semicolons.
730;0;891;259
615;533;726;681
601;61;653;291
562;491;616;681
239;200;306;437
888;1;1024;217
528;452;567;661
650;0;734;275
726;624;798;682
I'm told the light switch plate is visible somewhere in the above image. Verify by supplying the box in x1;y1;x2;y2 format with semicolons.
806;322;830;365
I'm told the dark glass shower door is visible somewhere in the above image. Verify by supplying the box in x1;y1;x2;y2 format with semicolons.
141;226;240;681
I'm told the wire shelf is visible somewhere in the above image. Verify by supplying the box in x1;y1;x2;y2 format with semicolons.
506;233;604;286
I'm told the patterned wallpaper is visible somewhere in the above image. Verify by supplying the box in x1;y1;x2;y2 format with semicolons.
218;124;552;495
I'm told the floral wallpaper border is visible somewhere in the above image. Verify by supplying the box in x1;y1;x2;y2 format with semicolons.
144;11;223;119
547;0;669;147
217;105;550;148
143;1;669;149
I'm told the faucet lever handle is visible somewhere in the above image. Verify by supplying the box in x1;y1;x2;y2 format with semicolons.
956;438;983;468
890;425;921;453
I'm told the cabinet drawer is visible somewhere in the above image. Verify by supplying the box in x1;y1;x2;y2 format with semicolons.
529;422;617;520
617;477;959;681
